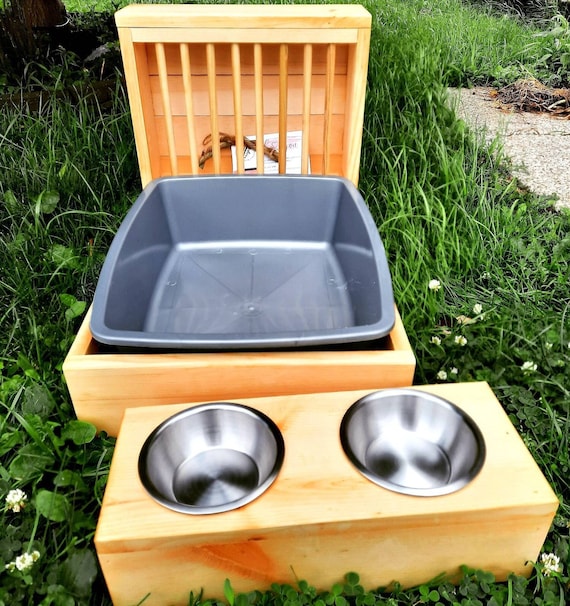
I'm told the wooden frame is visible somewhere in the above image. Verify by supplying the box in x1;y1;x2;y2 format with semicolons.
95;382;559;606
63;305;415;437
115;4;371;186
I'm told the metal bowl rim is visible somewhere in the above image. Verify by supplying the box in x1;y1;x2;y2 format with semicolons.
339;388;486;497
138;402;285;514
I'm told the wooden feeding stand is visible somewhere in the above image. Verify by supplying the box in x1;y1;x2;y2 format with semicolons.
63;3;417;436
95;383;559;606
114;3;372;186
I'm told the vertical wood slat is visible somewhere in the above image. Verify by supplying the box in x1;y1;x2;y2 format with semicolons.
206;43;221;173
343;27;371;187
278;44;288;174
117;29;153;186
155;42;178;175
180;43;199;174
301;44;312;175
254;43;264;174
231;44;244;174
323;43;336;175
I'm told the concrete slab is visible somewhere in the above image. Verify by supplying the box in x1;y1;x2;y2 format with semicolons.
449;87;570;209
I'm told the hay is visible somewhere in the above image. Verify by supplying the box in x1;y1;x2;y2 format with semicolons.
493;78;570;116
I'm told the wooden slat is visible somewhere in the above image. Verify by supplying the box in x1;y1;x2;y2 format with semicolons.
206;43;221;173
130;28;358;45
254;43;264;174
180;43;199;174
231;43;244;174
278;44;288;174
117;33;154;186
342;28;371;186
301;44;312;175
155;43;178;175
115;4;372;29
323;44;336;175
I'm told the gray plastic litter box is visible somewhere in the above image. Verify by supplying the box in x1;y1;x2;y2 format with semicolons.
90;175;395;350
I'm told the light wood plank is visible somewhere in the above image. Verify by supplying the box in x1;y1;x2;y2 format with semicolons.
117;31;154;186
278;44;288;174
130;28;358;45
115;3;372;29
343;28;371;186
180;43;199;174
206;43;221;173
301;44;312;175
254;43;264;174
231;44;244;173
155;43;178;175
323;44;336;175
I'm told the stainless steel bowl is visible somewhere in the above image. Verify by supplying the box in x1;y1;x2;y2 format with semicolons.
340;389;485;496
138;403;285;514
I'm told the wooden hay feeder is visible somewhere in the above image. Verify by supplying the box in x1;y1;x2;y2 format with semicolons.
113;3;372;186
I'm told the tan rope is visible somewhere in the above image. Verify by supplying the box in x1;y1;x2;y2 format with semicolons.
199;132;279;169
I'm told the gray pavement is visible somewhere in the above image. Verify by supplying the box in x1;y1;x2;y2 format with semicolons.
449;87;570;209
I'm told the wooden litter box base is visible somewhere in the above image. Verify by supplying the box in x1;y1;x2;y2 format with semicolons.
63;305;415;436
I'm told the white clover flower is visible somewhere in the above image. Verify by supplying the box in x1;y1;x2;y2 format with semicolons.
473;303;483;315
437;370;448;381
454;335;467;346
5;489;27;513
5;550;40;573
428;279;441;291
450;367;459;375
545;342;553;350
482;271;491;280
540;552;562;576
521;361;537;373
430;336;441;346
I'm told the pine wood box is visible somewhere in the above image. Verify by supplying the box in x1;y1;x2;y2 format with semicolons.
62;306;415;437
114;3;372;187
95;382;559;606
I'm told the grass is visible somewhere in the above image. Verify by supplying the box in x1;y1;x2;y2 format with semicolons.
0;0;569;604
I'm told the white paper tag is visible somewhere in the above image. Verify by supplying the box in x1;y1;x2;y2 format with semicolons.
231;131;310;174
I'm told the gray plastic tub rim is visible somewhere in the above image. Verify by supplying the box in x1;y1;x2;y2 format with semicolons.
90;174;395;350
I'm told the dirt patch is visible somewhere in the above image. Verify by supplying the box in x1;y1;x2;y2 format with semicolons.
494;78;570;116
